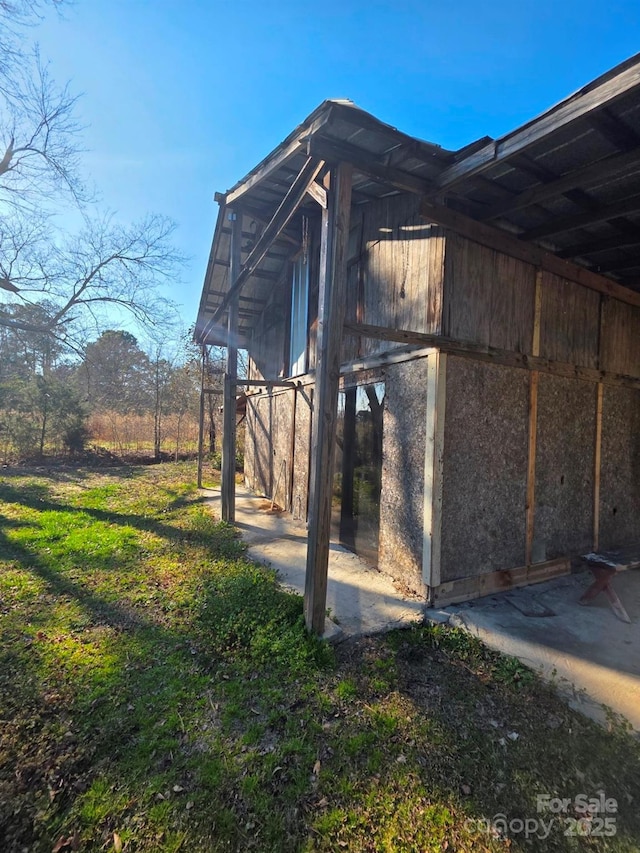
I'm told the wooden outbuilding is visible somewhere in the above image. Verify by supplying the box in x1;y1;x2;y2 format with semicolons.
196;56;640;633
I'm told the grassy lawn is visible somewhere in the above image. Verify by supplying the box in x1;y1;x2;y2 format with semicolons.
1;463;639;852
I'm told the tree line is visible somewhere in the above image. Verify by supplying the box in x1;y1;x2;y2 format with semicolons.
0;309;230;461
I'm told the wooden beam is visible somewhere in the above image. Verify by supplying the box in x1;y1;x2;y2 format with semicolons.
197;344;207;489
422;351;447;591
431;57;640;191
522;191;640;241
233;379;297;388
431;557;570;606
481;145;640;221
525;270;543;566
593;383;604;551
221;212;242;522
420;198;640;308
345;322;640;392
223;109;333;206
304;162;353;635
308;134;434;196
203;157;325;339
306;180;328;208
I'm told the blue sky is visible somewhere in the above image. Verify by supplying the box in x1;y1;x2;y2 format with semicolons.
36;0;640;332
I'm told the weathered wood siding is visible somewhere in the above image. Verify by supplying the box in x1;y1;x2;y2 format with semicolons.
538;273;600;368
600;299;640;377
442;232;535;354
244;389;294;509
342;194;445;362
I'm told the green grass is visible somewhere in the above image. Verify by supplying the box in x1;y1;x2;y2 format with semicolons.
1;462;640;852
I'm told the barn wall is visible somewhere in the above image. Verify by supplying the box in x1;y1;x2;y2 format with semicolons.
342;194;446;362
378;358;429;593
442;232;536;353
439;357;529;582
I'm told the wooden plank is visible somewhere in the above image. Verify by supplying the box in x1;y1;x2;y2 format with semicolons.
304;162;353;635
233;379;297;388
197;344;207;489
525;270;543;566
201;157;326;341
481;144;640;221
306;180;328;209
431;56;640;191
593;383;604;551
345;321;640;391
221;212;242;522
431;557;571;606
422;352;447;590
525;372;539;566
309;134;434;196
421;199;640;309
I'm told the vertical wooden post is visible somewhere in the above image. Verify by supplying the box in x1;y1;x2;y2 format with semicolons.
304;162;352;634
222;210;242;522
525;269;543;566
197;344;206;489
422;351;447;593
593;383;604;550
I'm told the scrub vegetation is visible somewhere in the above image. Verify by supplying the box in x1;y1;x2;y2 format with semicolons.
1;462;639;852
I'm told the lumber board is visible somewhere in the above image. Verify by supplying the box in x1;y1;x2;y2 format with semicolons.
221;212;242;522
594;383;604;551
430;558;571;606
525;270;543;566
345;322;640;391
422;352;447;588
304;163;353;635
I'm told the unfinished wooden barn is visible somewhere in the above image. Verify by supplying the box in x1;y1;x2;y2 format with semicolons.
196;55;640;633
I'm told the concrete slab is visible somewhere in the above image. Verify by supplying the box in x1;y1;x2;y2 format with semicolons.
443;572;640;730
203;486;424;639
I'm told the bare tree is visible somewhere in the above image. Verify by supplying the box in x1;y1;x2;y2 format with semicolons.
0;0;184;342
0;1;85;212
0;213;183;341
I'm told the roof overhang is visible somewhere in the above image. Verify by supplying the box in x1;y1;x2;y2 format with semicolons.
196;54;640;347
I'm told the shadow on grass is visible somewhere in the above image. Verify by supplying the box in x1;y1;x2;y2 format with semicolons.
1;470;640;853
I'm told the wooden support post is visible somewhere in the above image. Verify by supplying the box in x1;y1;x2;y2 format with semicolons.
221;211;242;522
422;351;447;592
304;162;352;634
197;344;207;489
593;383;604;550
288;387;297;512
525;270;543;566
